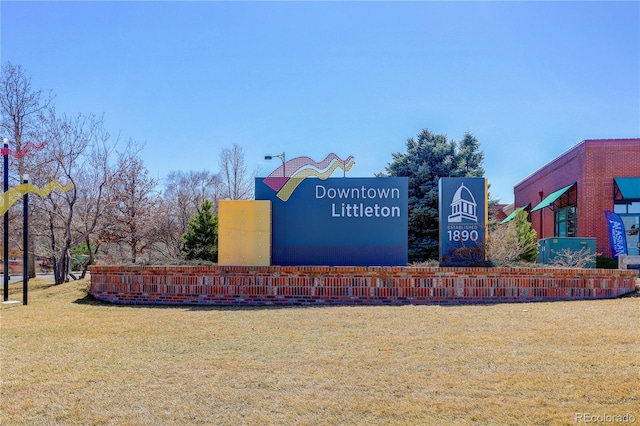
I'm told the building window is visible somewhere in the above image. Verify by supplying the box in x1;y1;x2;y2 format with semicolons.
614;201;640;255
555;206;577;237
615;201;640;214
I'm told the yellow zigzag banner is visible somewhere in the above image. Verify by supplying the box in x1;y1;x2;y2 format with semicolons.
1;181;74;215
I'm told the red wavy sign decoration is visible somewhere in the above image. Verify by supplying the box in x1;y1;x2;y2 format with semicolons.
1;141;48;159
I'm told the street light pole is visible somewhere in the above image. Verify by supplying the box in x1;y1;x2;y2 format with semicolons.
22;174;28;305
539;191;544;239
264;152;286;176
3;138;9;301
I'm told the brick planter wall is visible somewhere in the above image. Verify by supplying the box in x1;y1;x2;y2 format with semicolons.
89;265;637;306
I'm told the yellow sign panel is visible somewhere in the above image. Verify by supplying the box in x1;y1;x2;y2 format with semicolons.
218;200;271;266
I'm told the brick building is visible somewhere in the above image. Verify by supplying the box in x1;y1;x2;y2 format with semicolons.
512;139;640;258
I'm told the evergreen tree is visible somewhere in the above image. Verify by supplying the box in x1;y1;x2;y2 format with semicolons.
385;129;485;262
507;208;538;262
455;132;485;177
182;200;218;262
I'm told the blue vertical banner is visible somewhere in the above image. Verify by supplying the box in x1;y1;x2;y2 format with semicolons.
604;211;628;259
438;177;489;266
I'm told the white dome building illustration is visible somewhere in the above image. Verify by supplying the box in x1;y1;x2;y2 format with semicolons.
448;183;478;223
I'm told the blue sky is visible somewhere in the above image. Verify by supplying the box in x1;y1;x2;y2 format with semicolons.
2;1;638;203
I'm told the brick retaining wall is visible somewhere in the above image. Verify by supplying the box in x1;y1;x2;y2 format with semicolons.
88;265;637;306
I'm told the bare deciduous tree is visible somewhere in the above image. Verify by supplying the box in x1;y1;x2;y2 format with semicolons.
102;140;159;264
1;62;52;177
154;170;220;260
34;108;115;284
219;143;254;200
1;62;52;277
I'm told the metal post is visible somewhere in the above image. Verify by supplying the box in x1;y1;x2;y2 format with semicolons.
538;191;544;239
3;139;9;301
23;174;28;305
264;152;286;177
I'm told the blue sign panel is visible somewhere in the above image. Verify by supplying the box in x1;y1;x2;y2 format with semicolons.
438;177;488;266
255;177;408;266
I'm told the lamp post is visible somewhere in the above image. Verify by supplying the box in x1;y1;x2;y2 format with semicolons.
264;152;285;176
22;174;29;305
3;138;9;301
539;191;544;239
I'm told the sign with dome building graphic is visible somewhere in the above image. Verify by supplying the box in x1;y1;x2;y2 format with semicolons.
448;182;478;223
439;177;488;266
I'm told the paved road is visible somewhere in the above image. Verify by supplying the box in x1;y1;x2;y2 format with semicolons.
2;272;87;284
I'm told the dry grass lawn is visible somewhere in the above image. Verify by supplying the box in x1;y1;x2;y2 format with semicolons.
1;277;638;425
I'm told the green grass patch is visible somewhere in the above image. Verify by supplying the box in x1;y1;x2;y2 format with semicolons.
1;277;638;425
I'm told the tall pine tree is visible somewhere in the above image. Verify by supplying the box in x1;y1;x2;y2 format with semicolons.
182;200;218;262
385;129;485;262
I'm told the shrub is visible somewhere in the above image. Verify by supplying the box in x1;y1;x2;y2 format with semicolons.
487;209;538;263
596;256;618;269
548;247;598;268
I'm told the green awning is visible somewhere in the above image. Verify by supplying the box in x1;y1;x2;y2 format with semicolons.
615;177;640;199
500;205;529;224
530;183;575;212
